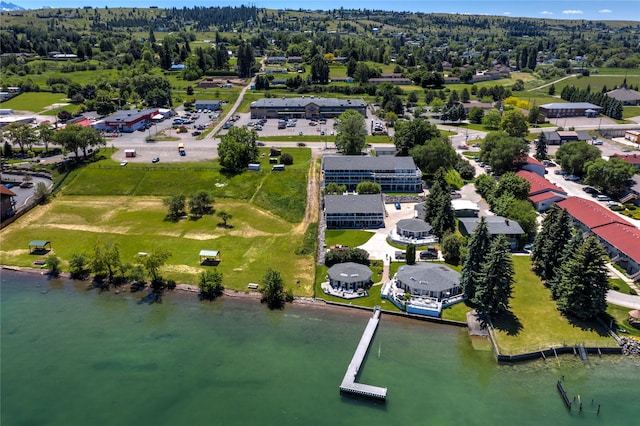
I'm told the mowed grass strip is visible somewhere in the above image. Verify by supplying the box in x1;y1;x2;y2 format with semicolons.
0;196;314;294
324;230;375;248
491;256;615;354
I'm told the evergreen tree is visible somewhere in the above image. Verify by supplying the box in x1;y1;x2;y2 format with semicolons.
460;216;491;301
406;244;416;265
531;206;572;282
554;236;609;320
425;168;455;238
475;235;515;319
535;132;548;160
547;231;583;300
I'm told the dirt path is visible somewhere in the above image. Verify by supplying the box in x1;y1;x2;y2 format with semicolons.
293;151;320;235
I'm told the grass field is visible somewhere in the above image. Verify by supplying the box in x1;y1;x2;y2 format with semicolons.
60;148;310;222
490;257;616;354
324;230;375;248
0;195;315;293
0;92;72;112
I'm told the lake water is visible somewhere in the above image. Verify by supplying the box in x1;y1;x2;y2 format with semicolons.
1;270;638;426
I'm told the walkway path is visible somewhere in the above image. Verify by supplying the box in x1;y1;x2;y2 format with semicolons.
606;263;640;293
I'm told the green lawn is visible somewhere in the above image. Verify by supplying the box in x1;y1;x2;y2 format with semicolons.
324;230;375;248
606;304;640;337
59;148;310;222
314;264;402;312
1;92;71;112
0;195;315;294
490;257;616;354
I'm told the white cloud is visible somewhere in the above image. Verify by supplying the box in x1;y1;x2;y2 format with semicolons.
562;10;584;15
540;11;553;15
503;11;511;16
598;9;612;14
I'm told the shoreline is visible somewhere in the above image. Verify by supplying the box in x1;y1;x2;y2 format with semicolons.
4;265;636;362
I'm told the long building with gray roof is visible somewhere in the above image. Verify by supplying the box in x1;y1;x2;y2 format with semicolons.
322;155;422;192
324;194;385;229
458;216;524;249
250;97;367;119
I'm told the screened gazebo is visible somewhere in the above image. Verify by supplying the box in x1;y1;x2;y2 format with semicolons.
28;240;51;254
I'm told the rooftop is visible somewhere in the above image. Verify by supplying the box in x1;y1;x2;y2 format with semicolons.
323;155;419;171
328;262;373;284
516;170;567;196
556;196;633;229
396;218;432;233
251;97;366;108
395;263;460;292
324;194;385;215
540;102;602;110
591;222;640;264
458;216;525;235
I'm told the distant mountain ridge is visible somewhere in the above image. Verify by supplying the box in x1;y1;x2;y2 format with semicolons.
1;2;25;11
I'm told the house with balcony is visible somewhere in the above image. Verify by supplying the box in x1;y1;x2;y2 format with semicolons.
324;194;385;229
322;155;422;192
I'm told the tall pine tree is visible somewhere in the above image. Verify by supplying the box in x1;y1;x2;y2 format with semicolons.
554;236;609;320
532;206;572;282
460;216;491;301
547;231;583;300
475;235;515;319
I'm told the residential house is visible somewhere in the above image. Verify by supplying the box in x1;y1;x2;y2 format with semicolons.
516;170;567;212
327;262;372;291
611;153;640;170
1;185;16;220
556;196;640;278
324;194;385;229
458;216;525;249
322;155;422;192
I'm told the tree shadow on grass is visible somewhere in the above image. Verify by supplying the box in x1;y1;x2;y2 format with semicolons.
492;310;523;336
565;314;611;337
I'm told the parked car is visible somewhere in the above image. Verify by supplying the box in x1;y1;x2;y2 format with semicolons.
152;157;160;163
582;186;598;194
3;183;14;188
419;250;438;259
523;243;534;251
594;140;604;145
395;202;401;210
191;131;201;136
120;161;128;166
297;142;306;147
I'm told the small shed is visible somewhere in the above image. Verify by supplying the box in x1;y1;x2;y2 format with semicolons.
199;249;220;265
272;164;285;171
124;149;137;157
248;163;261;171
29;240;51;254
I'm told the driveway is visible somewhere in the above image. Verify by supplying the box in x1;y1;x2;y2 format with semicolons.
607;291;640;310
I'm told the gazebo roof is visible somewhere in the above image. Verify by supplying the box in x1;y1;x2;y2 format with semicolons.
395;263;460;292
199;250;219;257
28;240;51;247
396;218;432;233
327;262;372;284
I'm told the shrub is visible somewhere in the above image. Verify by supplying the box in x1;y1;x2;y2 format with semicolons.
280;153;293;165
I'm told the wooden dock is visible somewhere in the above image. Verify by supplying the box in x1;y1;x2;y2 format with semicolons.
339;306;388;401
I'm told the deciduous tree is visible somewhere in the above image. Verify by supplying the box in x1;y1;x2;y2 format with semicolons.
218;126;259;172
335;110;366;155
260;268;286;310
199;269;224;300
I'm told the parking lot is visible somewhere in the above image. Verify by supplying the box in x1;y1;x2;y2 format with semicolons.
222;113;337;139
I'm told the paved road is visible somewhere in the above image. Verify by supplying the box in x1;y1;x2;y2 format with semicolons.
607;290;640;310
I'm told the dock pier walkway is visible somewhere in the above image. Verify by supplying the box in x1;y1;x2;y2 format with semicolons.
339;306;388;401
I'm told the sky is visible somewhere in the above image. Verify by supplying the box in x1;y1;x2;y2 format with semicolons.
8;0;640;22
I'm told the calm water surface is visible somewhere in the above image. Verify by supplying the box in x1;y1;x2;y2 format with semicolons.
1;271;638;425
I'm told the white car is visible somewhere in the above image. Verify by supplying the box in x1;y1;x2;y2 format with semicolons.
120;161;128;166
